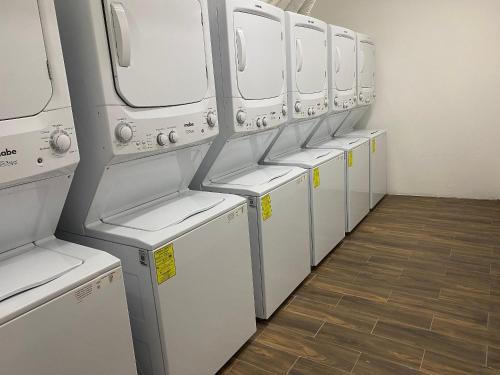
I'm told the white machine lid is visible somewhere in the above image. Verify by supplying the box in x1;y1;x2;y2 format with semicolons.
211;166;292;187
318;136;368;150
104;0;208;108
273;148;343;168
102;193;225;231
346;129;386;139
0;0;52;121
0;248;82;302
294;25;327;94
234;11;285;100
333;32;356;91
358;37;376;89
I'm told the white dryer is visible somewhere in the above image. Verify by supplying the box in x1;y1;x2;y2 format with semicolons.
345;129;387;209
0;1;136;374
55;1;256;374
357;33;376;107
309;137;370;232
192;0;311;319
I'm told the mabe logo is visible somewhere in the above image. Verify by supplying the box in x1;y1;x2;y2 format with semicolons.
0;148;17;157
184;122;195;128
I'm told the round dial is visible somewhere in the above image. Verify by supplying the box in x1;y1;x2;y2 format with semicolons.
50;131;71;154
236;110;247;124
157;133;169;146
282;104;288;116
262;117;268;127
256;118;263;128
307;107;313;116
294;101;302;113
359;93;364;101
334;97;339;106
115;123;133;143
168;130;179;144
207;111;217;127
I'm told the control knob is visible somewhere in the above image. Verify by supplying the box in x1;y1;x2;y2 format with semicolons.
236;110;247;125
334;97;339;106
168;131;179;144
115;123;133;144
307;107;313;116
207;111;217;127
50;131;71;154
324;97;329;107
282;104;288;116
157;133;169;146
294;101;302;113
262;117;268;127
256;118;263;128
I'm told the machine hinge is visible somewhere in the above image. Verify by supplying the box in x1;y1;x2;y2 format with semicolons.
46;59;52;80
139;250;149;266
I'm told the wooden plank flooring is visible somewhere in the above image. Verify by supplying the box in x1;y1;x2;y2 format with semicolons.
219;195;500;375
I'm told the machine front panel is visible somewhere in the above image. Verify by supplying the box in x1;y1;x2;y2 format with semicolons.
370;132;387;208
233;11;285;100
333;34;356;92
152;204;256;374
347;143;370;231
0;0;53;121
103;0;209;108
294;26;327;95
358;40;376;91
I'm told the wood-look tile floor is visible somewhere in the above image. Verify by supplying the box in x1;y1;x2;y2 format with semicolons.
219;195;500;375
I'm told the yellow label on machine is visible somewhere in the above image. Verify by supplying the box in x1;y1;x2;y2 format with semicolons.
372;139;377;154
154;244;176;285
261;194;273;221
313;167;321;188
348;150;353;168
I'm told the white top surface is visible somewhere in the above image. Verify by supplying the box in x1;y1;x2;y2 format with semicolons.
205;165;306;196
345;129;386;139
269;148;343;169
86;190;247;249
0;248;82;302
0;237;120;325
0;0;52;120
313;136;369;150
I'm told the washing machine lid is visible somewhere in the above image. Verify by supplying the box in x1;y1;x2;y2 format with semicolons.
358;37;375;90
0;248;82;303
0;0;52;121
104;0;209;108
319;136;368;150
333;32;356;92
102;192;225;231
346;129;386;139
294;25;327;94
273;148;342;168
234;11;285;100
211;166;292;187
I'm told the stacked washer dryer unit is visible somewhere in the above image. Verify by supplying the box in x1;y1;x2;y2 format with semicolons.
343;33;387;209
307;26;371;233
55;1;256;374
192;0;311;319
262;12;345;266
0;2;137;374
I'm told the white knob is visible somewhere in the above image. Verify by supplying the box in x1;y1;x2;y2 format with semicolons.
256;118;263;128
312;108;317;115
51;132;71;154
157;133;169;146
359;93;364;101
169;131;179;144
334;97;339;106
295;101;302;113
324;98;328;107
115;123;133;143
308;107;313;116
236;110;247;124
262;117;268;127
207;111;217;127
282;104;288;116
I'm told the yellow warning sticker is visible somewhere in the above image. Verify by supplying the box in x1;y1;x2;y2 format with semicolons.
261;194;273;221
348;150;353;168
313;167;321;188
371;139;377;154
154;244;176;285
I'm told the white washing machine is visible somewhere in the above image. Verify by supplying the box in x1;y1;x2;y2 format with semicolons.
309;137;370;233
345;129;387;209
262;13;344;266
357;32;376;107
191;0;311;319
0;1;137;374
266;149;345;265
55;1;256;374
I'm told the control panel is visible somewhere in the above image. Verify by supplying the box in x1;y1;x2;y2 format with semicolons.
232;99;288;134
358;90;376;106
107;98;219;156
290;91;329;121
0;108;79;186
331;91;357;113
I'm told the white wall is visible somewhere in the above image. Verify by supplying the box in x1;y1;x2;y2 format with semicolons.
311;0;500;199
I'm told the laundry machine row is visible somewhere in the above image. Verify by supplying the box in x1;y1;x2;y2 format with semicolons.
0;1;384;375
